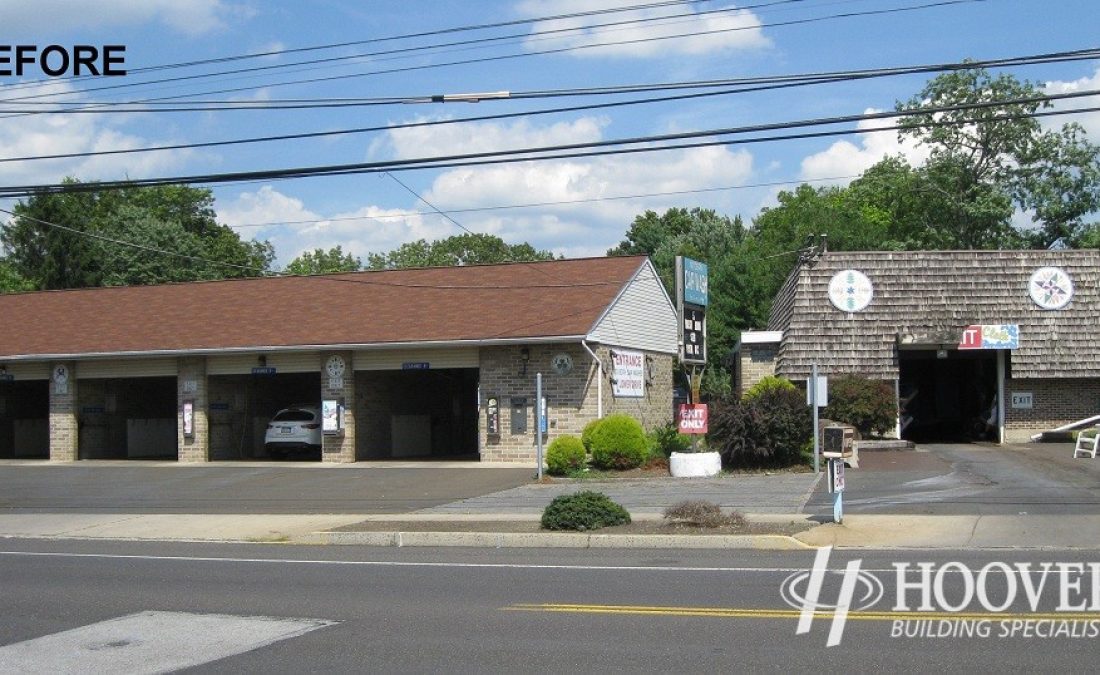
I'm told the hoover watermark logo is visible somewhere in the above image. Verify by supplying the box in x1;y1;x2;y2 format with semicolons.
781;547;1100;647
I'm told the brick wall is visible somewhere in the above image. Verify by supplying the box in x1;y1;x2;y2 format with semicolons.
321;352;356;463
478;343;674;463
48;361;77;461
739;343;778;394
1004;377;1100;442
177;357;208;462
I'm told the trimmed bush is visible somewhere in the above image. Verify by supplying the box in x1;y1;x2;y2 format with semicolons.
823;375;896;436
581;418;602;452
709;387;812;469
589;413;648;470
545;435;586;476
541;491;631;531
647;422;691;458
742;375;796;401
664;500;746;528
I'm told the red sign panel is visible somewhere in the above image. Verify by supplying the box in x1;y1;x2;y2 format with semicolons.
677;404;708;435
958;325;982;350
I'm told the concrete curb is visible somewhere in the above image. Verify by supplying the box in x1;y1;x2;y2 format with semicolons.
299;530;813;550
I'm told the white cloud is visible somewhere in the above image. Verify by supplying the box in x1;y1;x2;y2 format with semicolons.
1044;67;1100;140
0;0;241;36
0;81;193;187
217;185;450;268
516;0;769;58
798;109;930;184
373;116;609;160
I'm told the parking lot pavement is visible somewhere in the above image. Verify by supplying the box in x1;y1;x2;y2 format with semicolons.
804;442;1100;516
416;472;822;515
0;464;535;514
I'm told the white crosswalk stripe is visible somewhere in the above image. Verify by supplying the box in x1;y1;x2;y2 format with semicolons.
0;611;337;674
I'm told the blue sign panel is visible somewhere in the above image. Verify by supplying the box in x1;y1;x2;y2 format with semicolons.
210;402;230;411
251;366;277;376
402;362;430;370
683;258;708;307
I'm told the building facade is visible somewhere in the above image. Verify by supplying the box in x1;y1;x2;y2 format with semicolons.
0;256;678;464
737;250;1100;443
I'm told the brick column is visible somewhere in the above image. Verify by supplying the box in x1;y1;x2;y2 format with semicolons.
48;361;78;461
177;357;209;463
321;351;356;463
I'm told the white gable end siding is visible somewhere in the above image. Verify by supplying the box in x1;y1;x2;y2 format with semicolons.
587;260;678;354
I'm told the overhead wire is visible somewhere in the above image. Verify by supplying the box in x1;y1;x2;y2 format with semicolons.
1;88;1094;198
0;0;984;112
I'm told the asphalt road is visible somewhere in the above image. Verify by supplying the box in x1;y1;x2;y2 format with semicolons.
0;465;534;514
0;540;1097;673
806;443;1100;516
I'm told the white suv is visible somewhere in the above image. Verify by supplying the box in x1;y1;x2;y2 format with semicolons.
264;405;322;459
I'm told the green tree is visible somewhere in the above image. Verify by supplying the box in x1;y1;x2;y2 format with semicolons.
897;67;1100;246
1;180;274;289
285;245;362;275
366;233;556;269
0;256;32;293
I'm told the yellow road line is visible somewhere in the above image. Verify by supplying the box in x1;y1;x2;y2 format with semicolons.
504;604;1100;622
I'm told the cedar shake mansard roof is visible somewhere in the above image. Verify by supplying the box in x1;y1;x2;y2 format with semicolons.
767;249;1100;380
0;256;660;360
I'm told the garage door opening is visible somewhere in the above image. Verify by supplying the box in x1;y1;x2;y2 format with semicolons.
0;380;49;459
208;372;321;461
899;350;998;443
358;368;479;460
78;377;177;460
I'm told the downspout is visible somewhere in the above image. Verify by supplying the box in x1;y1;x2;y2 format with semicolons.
581;340;603;419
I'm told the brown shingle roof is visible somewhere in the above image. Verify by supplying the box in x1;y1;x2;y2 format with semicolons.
0;256;647;358
769;250;1100;380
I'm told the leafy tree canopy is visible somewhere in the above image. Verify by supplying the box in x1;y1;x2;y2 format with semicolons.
1;180;274;289
285;245;362;275
366;233;556;269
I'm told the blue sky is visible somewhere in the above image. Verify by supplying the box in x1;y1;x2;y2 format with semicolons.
1;0;1097;267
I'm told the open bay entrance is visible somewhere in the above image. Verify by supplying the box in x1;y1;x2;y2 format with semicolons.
898;350;999;442
357;368;479;460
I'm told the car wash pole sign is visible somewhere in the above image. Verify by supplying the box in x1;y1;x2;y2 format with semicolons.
676;256;708;365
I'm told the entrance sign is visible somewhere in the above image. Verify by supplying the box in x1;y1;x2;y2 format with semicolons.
611;349;645;398
828;269;874;313
1029;267;1073;310
958;324;1019;350
677;403;708;434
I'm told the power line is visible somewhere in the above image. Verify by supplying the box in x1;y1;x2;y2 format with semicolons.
4;48;1094;166
223;175;862;231
1;88;1094;198
0;0;983;112
0;205;624;290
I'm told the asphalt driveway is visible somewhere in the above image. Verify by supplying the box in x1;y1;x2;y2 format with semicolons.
804;442;1100;516
0;464;534;514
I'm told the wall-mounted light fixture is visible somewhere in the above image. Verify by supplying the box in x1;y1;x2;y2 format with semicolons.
520;347;530;376
258;354;267;367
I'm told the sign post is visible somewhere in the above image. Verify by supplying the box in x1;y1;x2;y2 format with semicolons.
828;457;845;523
808;363;829;475
535;372;544;480
676;256;708;452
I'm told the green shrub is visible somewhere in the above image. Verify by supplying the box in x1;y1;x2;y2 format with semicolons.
589;413;648;470
581;418;602;452
541;491;631;531
823;375;896;436
647;422;691;458
709;387;811;469
545;435;586;476
663;500;746;528
743;375;797;401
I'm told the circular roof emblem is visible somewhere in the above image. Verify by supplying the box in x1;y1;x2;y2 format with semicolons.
1029;266;1074;310
828;269;874;312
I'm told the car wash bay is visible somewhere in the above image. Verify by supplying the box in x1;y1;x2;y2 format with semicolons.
898;349;1001;442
